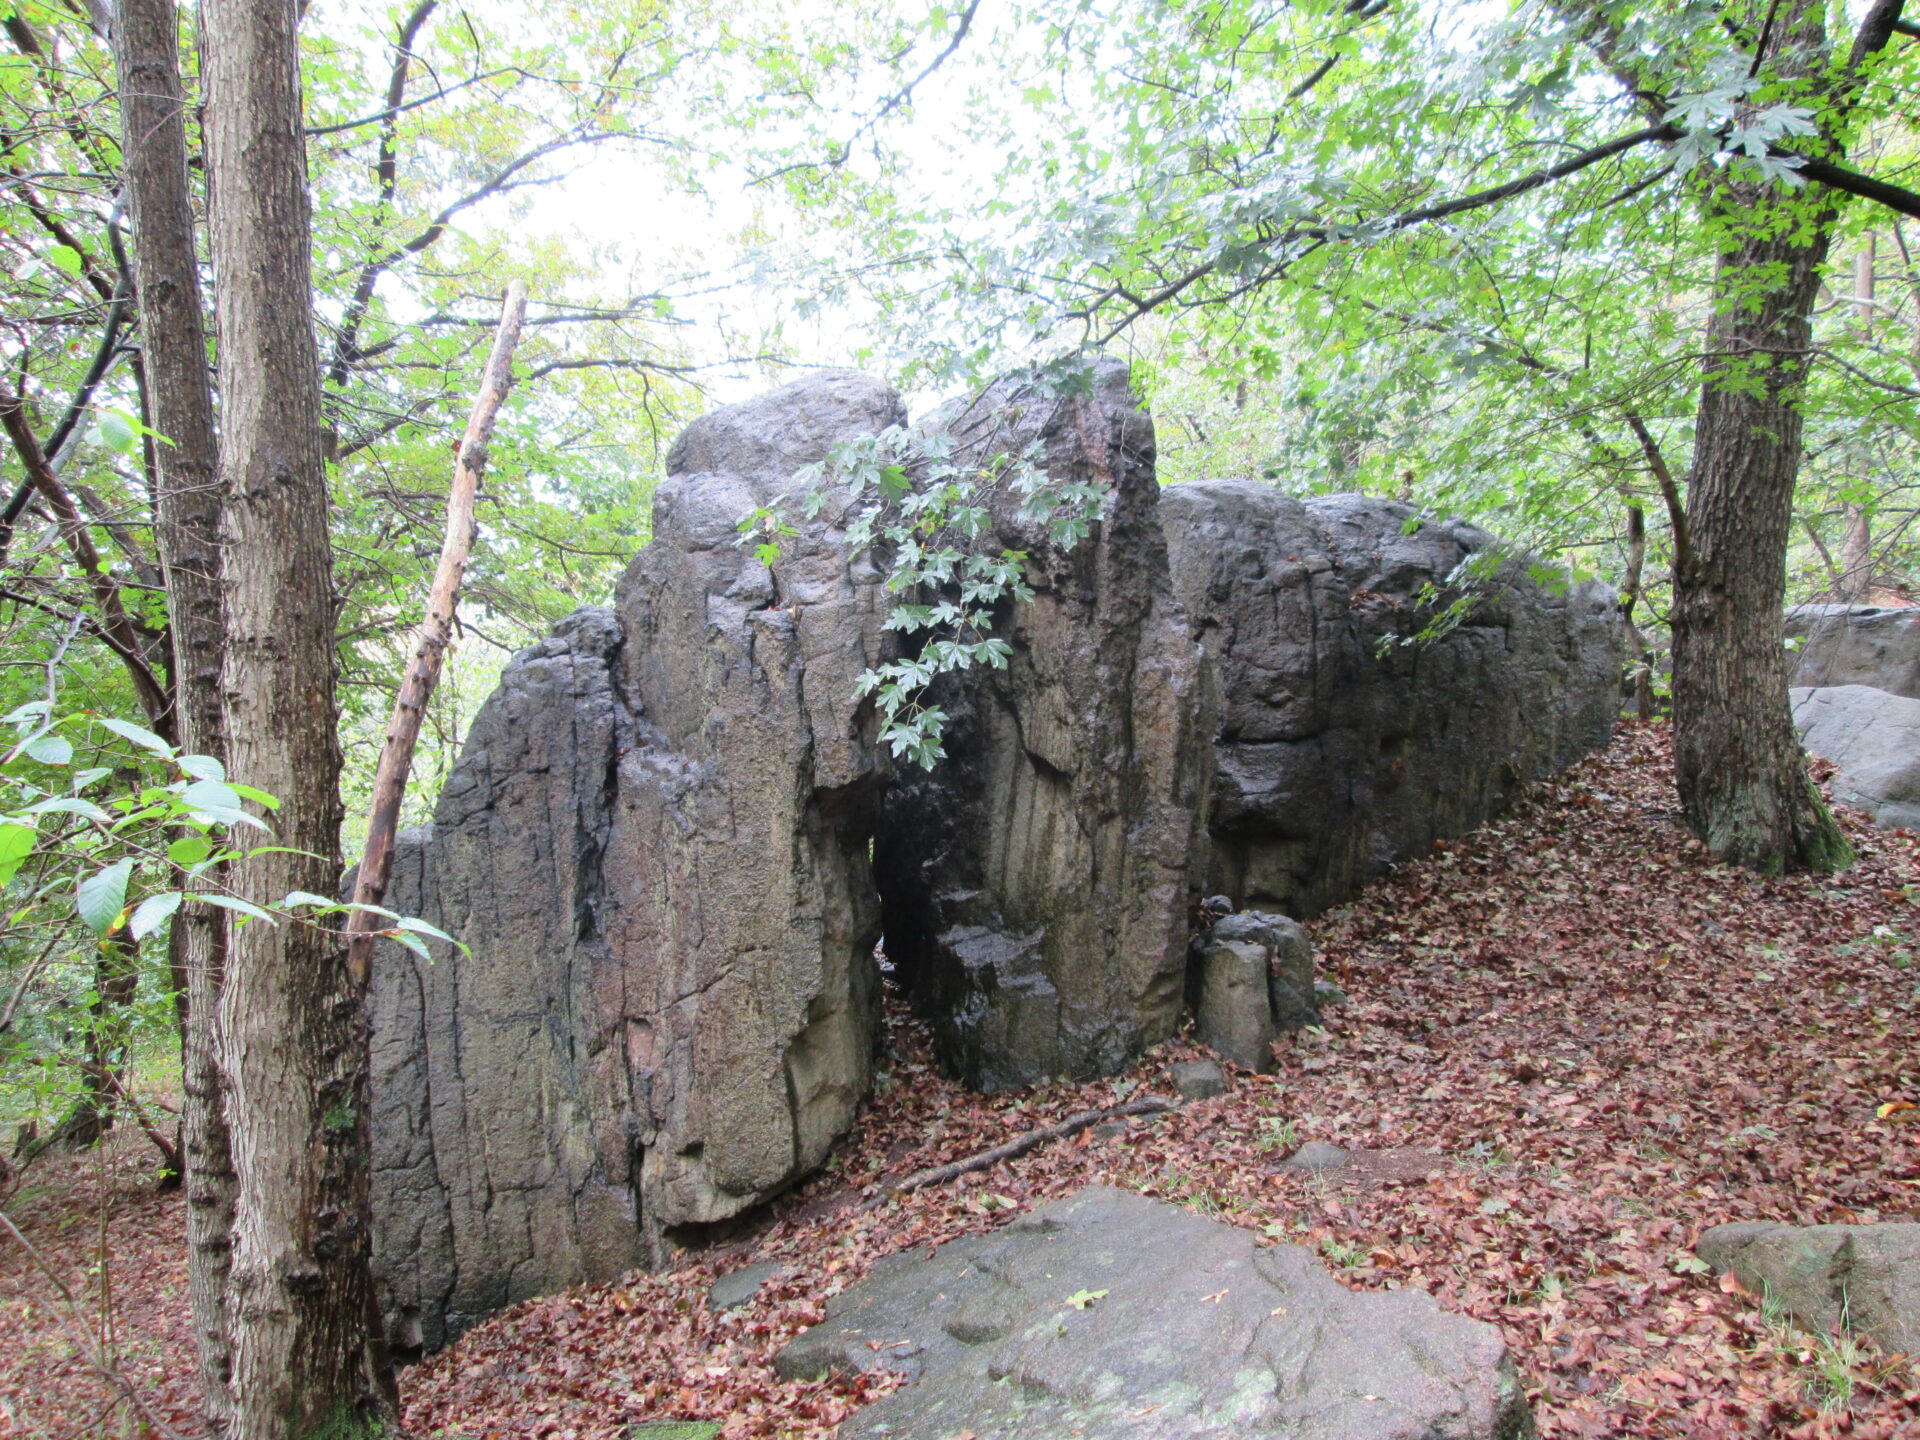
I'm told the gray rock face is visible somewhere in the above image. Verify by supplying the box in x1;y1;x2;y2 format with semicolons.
371;373;904;1349
1787;604;1920;698
370;364;1621;1347
1791;684;1920;830
1162;483;1620;916
371;608;642;1354
1698;1221;1920;1355
873;361;1210;1091
774;1186;1535;1439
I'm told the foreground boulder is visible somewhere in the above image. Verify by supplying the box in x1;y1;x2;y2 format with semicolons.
775;1186;1536;1439
370;365;1619;1346
1698;1222;1920;1355
1787;604;1920;698
1791;685;1920;830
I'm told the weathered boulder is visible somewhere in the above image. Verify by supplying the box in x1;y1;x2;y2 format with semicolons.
774;1186;1536;1439
1162;483;1620;916
874;361;1211;1090
1787;604;1920;698
1791;684;1920;830
1189;911;1315;1070
1698;1221;1920;1355
370;372;903;1349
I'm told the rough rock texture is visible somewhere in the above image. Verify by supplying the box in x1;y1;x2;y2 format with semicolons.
370;364;1621;1347
1791;685;1920;831
874;362;1211;1090
774;1186;1536;1439
370;373;904;1349
1161;483;1621;916
1189;911;1315;1070
1698;1222;1920;1355
1786;604;1920;698
371;608;641;1354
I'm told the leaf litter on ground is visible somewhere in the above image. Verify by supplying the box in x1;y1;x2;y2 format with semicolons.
2;721;1917;1438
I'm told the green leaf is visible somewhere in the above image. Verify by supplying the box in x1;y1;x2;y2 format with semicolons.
0;823;35;886
96;716;173;755
387;927;433;961
229;783;281;811
167;836;213;867
177;754;226;782
282;890;343;910
25;796;110;823
97;411;137;455
23;734;71;765
129;890;182;940
197;893;275;925
396;915;457;945
47;243;83;276
76;858;134;936
180;778;243;813
1064;1288;1109;1310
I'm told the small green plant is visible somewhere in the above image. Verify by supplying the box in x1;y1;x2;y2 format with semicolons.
740;365;1112;769
1319;1237;1369;1270
1254;1116;1299;1154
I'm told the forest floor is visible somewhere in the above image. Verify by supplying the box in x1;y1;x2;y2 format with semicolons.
2;722;1918;1440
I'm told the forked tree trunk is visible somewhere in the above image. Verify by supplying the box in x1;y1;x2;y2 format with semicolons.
1671;190;1854;873
202;1;384;1433
111;0;236;1425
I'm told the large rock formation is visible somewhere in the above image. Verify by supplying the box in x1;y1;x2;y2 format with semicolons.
873;366;1211;1090
775;1186;1537;1439
1787;603;1920;698
370;364;1620;1347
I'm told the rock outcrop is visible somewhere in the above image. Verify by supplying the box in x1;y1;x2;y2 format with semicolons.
1698;1221;1920;1356
1791;684;1920;831
372;373;904;1349
370;364;1620;1347
1162;483;1620;916
774;1186;1537;1439
1787;604;1920;698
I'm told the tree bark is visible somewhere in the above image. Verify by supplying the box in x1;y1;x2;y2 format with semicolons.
1672;173;1854;870
201;0;384;1433
112;0;238;1427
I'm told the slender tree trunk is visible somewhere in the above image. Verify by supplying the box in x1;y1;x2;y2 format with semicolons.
113;0;238;1426
202;1;383;1433
1671;186;1854;872
345;279;526;966
1619;500;1655;721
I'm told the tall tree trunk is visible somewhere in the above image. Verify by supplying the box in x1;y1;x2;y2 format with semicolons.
1671;188;1854;872
201;1;383;1434
112;0;237;1428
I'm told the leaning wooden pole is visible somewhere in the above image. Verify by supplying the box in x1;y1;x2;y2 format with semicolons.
345;279;529;981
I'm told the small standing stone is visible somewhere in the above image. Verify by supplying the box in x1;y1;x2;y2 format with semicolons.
1171;1059;1227;1100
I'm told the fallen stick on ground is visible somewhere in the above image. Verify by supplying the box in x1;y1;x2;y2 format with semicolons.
871;1094;1177;1207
